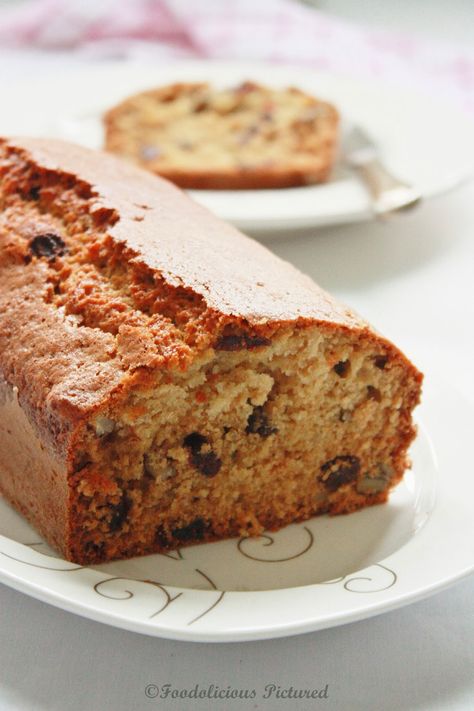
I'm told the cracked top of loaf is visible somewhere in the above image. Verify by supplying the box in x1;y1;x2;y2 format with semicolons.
0;137;397;454
2;137;359;324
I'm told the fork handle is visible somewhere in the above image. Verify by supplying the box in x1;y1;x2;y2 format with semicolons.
353;158;421;217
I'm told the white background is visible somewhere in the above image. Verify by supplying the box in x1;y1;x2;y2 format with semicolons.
0;1;473;709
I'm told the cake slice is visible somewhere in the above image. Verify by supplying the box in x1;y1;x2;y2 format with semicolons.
103;81;339;189
0;137;422;564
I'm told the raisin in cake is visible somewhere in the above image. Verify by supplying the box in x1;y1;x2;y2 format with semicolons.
103;81;339;190
0;137;422;564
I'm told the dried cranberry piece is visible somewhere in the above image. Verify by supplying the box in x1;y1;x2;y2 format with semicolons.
172;517;207;542
183;432;207;452
367;385;382;402
333;360;350;377
195;452;221;477
193;100;208;113
320;455;360;492
28;186;41;200
29;233;66;261
246;406;278;438
215;334;245;351
215;333;271;351
183;432;222;477
155;525;169;548
84;541;105;559
109;495;131;532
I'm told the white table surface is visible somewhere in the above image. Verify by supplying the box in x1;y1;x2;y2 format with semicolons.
0;1;473;709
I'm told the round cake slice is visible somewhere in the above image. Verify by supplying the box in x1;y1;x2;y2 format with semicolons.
103;81;339;190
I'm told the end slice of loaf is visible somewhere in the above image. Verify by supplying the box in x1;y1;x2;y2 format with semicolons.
103;81;339;189
0;137;422;564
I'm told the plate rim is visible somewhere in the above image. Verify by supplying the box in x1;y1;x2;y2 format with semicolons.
0;560;472;643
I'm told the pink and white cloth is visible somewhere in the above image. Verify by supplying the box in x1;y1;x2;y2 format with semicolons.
0;0;473;113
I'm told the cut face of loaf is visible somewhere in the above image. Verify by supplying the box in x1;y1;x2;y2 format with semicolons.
0;137;422;564
77;329;419;563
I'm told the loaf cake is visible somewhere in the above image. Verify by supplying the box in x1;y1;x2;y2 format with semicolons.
0;137;422;565
103;81;339;189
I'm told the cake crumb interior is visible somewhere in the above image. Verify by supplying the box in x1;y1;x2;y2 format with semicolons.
72;326;418;562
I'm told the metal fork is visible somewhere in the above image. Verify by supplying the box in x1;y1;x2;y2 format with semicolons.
343;125;422;218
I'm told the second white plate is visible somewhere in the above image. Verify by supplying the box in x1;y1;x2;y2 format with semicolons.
1;60;473;232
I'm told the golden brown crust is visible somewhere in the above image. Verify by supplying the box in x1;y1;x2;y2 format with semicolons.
0;377;69;555
1;137;351;324
103;81;339;190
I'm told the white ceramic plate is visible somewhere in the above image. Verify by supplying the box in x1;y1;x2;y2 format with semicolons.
0;376;472;642
0;60;473;232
